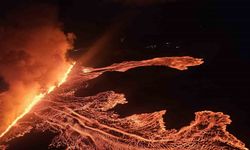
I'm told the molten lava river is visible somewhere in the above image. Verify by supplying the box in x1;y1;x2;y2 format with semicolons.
0;56;248;150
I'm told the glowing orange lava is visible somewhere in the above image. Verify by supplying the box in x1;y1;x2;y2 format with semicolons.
0;62;75;138
0;57;247;150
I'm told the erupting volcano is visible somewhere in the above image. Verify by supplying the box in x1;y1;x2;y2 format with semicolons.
0;62;75;138
0;1;249;150
0;56;248;150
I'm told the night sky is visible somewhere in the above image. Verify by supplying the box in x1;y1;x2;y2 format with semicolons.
0;0;250;149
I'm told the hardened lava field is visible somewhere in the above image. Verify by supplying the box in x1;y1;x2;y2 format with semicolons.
0;56;248;150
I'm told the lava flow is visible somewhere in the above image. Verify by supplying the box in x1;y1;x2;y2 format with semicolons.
0;62;75;138
0;56;248;150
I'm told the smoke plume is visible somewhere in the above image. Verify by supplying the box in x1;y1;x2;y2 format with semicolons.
0;4;74;133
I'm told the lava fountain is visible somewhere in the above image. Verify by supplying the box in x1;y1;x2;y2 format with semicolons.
0;62;75;138
0;4;75;142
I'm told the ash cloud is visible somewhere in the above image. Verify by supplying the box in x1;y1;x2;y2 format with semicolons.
0;4;75;133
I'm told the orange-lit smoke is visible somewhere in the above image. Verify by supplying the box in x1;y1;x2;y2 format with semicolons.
0;4;75;134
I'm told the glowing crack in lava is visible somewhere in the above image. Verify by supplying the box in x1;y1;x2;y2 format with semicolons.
0;56;248;150
0;62;75;138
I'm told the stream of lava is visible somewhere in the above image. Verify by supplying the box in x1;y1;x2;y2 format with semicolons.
0;62;75;138
0;56;247;150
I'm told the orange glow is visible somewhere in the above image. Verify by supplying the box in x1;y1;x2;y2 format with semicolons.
0;62;75;138
48;85;56;94
82;68;91;73
0;56;247;150
58;62;75;86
